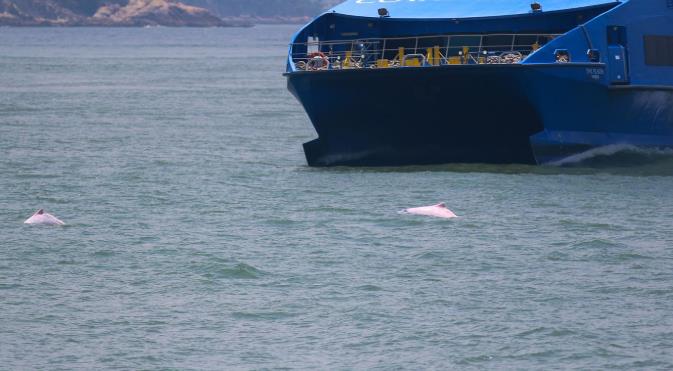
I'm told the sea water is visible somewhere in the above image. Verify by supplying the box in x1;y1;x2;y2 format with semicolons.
1;26;673;369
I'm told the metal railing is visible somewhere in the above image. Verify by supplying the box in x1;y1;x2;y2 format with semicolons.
290;33;560;71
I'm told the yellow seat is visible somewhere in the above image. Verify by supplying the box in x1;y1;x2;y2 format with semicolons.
343;51;353;68
448;56;461;65
376;59;390;68
404;59;421;67
462;47;470;64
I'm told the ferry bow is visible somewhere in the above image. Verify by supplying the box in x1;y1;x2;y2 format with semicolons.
285;0;673;166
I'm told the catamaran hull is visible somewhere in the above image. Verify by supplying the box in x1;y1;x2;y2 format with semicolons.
287;64;673;166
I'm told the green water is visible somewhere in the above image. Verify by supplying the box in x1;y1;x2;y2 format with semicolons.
1;26;673;369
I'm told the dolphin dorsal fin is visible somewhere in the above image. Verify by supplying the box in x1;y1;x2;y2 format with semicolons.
37;209;45;215
437;203;446;208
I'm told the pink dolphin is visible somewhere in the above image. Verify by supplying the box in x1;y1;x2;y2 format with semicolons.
24;209;65;226
405;203;457;219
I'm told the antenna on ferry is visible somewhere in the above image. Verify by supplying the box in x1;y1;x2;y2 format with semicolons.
530;2;542;12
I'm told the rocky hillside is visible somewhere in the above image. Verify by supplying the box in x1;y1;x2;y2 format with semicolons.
184;0;341;17
0;0;342;26
183;0;342;24
92;0;229;27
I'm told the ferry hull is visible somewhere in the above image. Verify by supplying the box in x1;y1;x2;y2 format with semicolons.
287;65;673;166
522;66;673;164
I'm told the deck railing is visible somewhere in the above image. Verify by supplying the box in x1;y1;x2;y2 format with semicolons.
290;33;560;71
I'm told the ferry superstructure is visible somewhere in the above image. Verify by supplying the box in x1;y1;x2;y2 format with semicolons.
285;0;673;166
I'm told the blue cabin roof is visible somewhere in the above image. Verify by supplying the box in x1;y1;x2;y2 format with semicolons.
330;0;621;19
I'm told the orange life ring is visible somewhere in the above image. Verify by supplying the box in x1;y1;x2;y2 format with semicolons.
308;52;327;59
307;52;329;70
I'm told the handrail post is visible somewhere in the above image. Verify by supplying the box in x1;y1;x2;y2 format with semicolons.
478;35;483;56
381;38;386;60
511;34;516;51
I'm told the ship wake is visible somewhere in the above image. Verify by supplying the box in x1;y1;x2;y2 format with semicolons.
548;144;673;174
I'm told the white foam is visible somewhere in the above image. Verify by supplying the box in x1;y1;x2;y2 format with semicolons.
548;144;673;166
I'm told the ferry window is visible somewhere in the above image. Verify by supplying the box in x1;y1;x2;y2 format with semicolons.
482;34;514;52
607;26;627;45
644;35;673;66
448;35;481;56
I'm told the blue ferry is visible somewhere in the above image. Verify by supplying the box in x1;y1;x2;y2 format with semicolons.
285;0;673;166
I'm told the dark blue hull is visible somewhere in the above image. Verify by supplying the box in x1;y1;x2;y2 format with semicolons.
287;65;673;166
